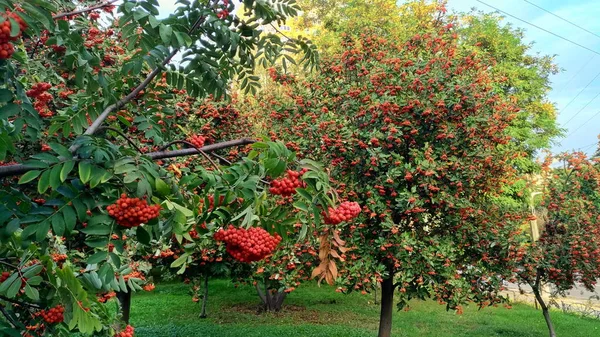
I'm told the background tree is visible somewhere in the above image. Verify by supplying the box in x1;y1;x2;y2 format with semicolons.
242;17;530;337
515;152;600;337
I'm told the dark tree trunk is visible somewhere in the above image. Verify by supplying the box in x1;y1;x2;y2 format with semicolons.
378;272;395;337
116;291;131;324
256;284;287;312
532;286;556;337
199;272;209;318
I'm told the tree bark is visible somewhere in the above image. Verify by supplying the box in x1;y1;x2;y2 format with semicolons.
116;291;132;324
199;272;209;318
255;283;287;312
532;286;556;337
378;271;395;337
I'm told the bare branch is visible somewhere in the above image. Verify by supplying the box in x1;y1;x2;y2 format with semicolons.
97;126;144;154
0;295;42;309
52;0;119;20
0;303;18;328
0;138;255;178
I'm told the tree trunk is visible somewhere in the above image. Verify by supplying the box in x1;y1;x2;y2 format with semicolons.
116;290;131;324
199;272;209;318
378;272;395;337
532;286;556;337
256;284;287;312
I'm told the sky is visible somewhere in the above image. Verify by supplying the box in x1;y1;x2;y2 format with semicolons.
155;0;600;155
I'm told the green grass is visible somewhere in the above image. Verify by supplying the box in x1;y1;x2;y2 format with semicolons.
129;280;599;337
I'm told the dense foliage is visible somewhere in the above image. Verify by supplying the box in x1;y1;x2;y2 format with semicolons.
0;0;333;336
245;11;535;334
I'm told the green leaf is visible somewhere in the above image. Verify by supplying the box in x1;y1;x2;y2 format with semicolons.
87;252;108;265
49;164;62;190
170;254;188;269
60;160;75;182
18;170;41;184
24;283;39;301
80;224;111;235
0;273;18;293
295;188;312;202
79;161;92;184
155;177;170;196
62;206;77;233
51;213;65;236
22;265;43;278
49;142;71;159
159;24;173;44
6;277;21;298
37;169;51;194
136;226;151;245
0;89;13;102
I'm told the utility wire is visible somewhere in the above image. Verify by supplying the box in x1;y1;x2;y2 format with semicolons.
554;55;595;95
558;70;600;113
577;142;597;151
567;109;600;137
523;0;600;40
476;1;600;56
563;85;600;125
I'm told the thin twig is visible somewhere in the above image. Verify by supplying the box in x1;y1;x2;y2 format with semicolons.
71;12;209;152
97;126;143;154
52;0;119;20
0;303;18;328
0;295;42;309
167;140;222;173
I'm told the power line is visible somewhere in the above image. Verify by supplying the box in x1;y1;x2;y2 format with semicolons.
554;55;595;95
578;142;597;151
567;109;600;137
523;0;600;40
558;69;600;113
563;87;600;125
476;0;600;56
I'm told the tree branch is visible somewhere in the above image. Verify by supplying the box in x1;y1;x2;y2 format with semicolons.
0;138;255;178
0;295;42;309
52;0;119;20
0;303;18;328
163;140;222;173
97;126;143;154
70;12;209;153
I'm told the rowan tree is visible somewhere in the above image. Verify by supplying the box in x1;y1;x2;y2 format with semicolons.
244;21;530;337
0;0;328;336
515;152;600;337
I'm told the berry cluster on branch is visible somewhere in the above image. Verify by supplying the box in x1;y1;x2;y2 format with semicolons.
0;10;27;59
323;201;361;225
214;225;281;262
269;169;308;196
107;194;161;228
114;325;134;337
37;305;65;324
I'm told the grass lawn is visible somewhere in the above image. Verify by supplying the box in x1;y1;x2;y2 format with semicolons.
129;280;599;337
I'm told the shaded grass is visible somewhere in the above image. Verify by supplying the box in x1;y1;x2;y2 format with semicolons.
129;280;599;337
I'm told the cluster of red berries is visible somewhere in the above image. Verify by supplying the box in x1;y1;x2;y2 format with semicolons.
38;305;64;324
269;169;308;196
97;291;116;303
0;271;9;282
187;134;206;149
214;225;281;262
107;194;161;228
26;83;53;118
323;201;361;225
0;10;26;60
114;325;134;337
